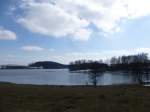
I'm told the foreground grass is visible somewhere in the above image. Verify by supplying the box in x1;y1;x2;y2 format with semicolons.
0;83;150;112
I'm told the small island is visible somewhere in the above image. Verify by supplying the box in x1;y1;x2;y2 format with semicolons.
0;61;68;69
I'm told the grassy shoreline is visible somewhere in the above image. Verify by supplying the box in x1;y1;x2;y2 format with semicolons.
0;82;150;112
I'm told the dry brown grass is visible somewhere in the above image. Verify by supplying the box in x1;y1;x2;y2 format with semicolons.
0;83;150;112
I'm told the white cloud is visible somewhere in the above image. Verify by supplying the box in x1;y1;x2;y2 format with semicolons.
16;0;150;40
0;27;17;40
21;46;44;51
74;28;92;41
17;0;90;41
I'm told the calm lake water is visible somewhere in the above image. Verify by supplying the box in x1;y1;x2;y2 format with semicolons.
0;69;149;85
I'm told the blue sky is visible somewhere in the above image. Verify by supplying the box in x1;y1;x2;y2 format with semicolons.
1;0;150;65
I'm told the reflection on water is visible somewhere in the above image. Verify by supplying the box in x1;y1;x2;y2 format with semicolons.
0;69;150;85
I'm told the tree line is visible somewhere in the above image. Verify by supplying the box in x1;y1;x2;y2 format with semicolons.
69;53;150;72
69;60;108;71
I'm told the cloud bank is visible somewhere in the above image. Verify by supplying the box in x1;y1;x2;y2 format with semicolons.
50;48;150;64
0;27;17;40
17;0;150;40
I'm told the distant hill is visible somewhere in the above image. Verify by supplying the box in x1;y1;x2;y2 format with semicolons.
28;61;68;69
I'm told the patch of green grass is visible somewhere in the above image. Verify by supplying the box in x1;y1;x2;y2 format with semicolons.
0;83;150;112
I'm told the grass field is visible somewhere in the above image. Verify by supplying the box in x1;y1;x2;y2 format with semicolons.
0;83;150;112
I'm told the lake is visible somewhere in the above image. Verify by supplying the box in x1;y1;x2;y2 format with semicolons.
0;69;149;85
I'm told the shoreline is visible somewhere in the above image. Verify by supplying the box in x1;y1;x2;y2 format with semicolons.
0;81;141;87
